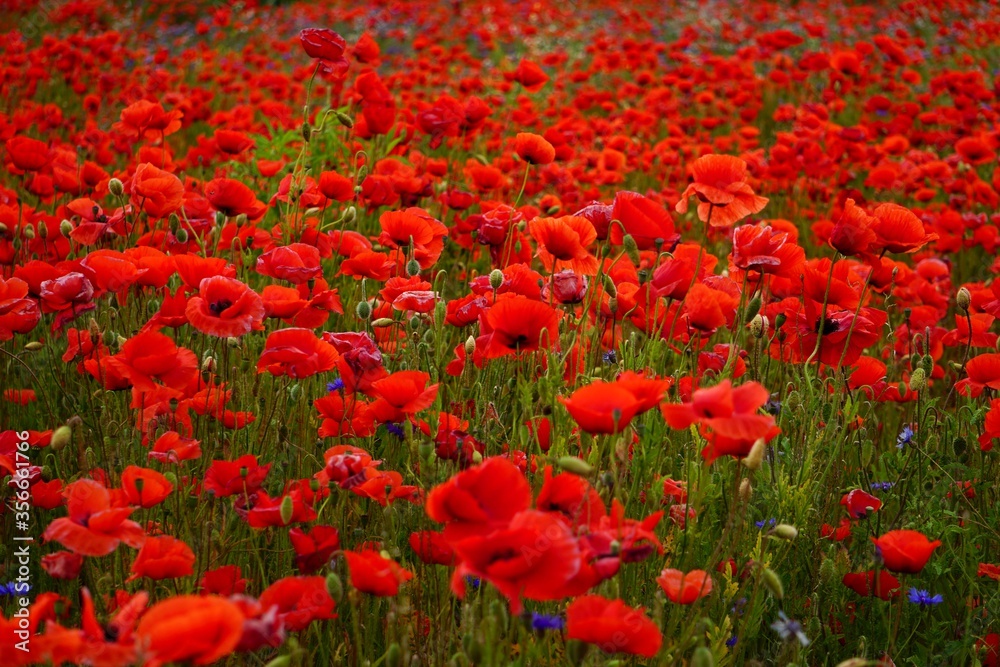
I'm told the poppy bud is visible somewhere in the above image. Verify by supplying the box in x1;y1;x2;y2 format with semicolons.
608;297;618;314
163;471;178;487
762;567;784;599
372;317;395;328
325;572;344;602
23;225;35;240
557;456;594;476
819;557;837;586
405;259;421;277
175;227;189;243
622;234;640;266
302;122;312;142
739;478;752;503
409;316;421;330
386;643;403;667
279;495;294;524
202;355;215;373
51;425;72;451
601;273;617;297
335;110;354;128
489;269;504;290
356;300;372;320
637;268;649;284
953;436;967;457
749;314;768;338
691;647;714;667
60;219;73;237
908;367;926;393
774;312;787;329
785;391;801;412
24;341;43;351
742;438;766;470
465;335;476;356
108;177;124;197
771;524;798;541
956;287;971;311
744;295;761;323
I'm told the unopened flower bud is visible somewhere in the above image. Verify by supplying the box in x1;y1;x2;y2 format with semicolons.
739;477;752;503
771;524;798;541
762;567;784;599
279;495;294;525
59;219;73;237
465;335;477;356
342;206;357;224
957;287;971;312
557;456;594;476
302;122;312;142
108;178;124;197
908;367;926;393
22;225;35;240
24;341;43;351
602;273;617;297
749;314;768;338
622;234;640;266
742;438;766;470
819;557;838;586
335;111;354;128
51;425;72;451
325;572;344;602
489;269;504;290
175;227;189;243
355;300;372;320
744;295;762;323
371;317;395;328
406;259;421;277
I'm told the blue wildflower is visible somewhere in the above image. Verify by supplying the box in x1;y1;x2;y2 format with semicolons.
726;634;738;648
386;422;405;438
529;613;565;632
0;581;26;596
755;518;777;529
326;378;345;393
602;350;617;364
870;481;894;491
896;425;914;449
771;611;810;646
907;588;943;608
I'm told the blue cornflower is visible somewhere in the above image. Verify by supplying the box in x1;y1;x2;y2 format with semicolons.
896;425;915;449
730;597;747;616
602;350;617;364
771;611;810;646
907;588;943;608
326;378;345;393
755;518;777;529
0;581;26;596
870;481;894;491
386;422;405;438
726;635;738;648
465;576;481;590
530;613;565;632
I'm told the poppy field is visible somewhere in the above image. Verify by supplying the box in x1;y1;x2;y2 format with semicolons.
3;0;1000;664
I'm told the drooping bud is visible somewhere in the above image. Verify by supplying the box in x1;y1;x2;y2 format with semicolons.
335;110;354;128
51;426;72;451
602;273;617;297
744;295;762;323
302;122;312;142
762;567;784;599
24;341;43;351
771;524;798;541
622;234;640;266
343;206;357;225
108;178;124;197
956;287;971;312
371;317;395;328
175;227;189;243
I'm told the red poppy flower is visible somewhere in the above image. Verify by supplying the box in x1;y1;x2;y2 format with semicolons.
0;276;41;341
450;510;581;614
299;28;350;78
367;370;439;422
536;466;606;530
840;489;883;519
38;272;94;313
104;330;198;391
130;163;185;219
203;454;270;497
214;129;254;155
869;203;938;254
41;551;84;580
566;595;662;658
611;191;679;250
842;570;901;600
409;530;456;565
829;199;877;259
128;535;196;581
42;479;146;556
257;328;339;379
657;568;714;604
559;381;642;435
186;276;265;337
509;59;548;91
204;178;267;220
426;456;531;541
661;380;779;463
514;132;555;165
871;529;941;574
113;100;183;140
199;565;248;596
477;296;561;359
148;431;202;464
529;215;599;275
675;154;768;228
956;353;1000;397
258;576;337;631
6;136;50;172
289;525;340;574
344;549;414;596
134;595;244;667
120;466;173;508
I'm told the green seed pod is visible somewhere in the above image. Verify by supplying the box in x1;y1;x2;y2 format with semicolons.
691;646;715;667
325;572;344;602
24;341;43;351
50;426;72;451
622;234;640;266
762;567;784;599
744;295;762;323
489;269;504;290
557;456;593;476
356;300;372;320
108;178;124;197
279;495;294;525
